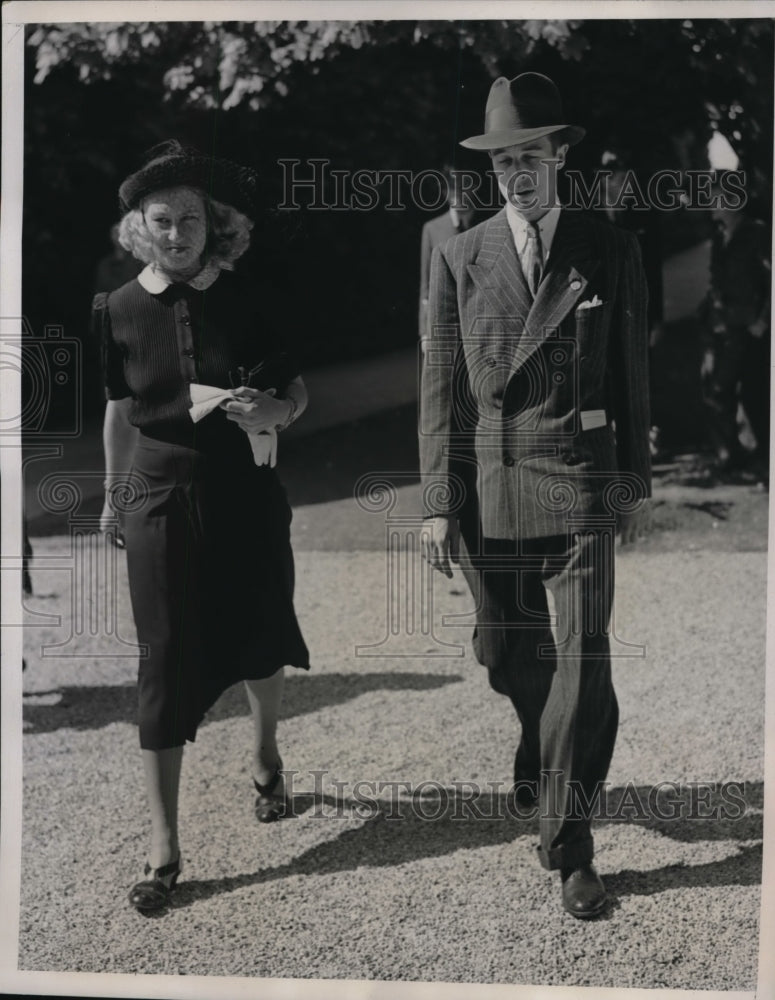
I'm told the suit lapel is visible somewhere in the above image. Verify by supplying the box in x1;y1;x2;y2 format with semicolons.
466;210;533;327
510;210;600;375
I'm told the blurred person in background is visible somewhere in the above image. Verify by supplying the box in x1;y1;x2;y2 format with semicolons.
95;141;310;913
700;181;771;481
94;222;143;294
419;163;484;354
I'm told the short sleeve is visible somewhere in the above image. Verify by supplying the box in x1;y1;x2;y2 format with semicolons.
92;292;131;401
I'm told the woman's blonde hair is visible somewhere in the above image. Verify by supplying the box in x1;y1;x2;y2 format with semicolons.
118;185;253;271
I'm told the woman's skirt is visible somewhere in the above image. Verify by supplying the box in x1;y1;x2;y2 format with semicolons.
123;433;310;750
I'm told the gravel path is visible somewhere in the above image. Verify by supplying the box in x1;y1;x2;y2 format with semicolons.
16;479;768;992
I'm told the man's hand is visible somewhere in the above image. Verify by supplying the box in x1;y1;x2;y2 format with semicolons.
421;516;460;578
618;499;653;545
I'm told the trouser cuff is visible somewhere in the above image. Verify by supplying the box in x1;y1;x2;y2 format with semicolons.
537;836;594;872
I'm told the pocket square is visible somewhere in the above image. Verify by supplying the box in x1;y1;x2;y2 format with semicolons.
580;409;607;431
577;295;604;310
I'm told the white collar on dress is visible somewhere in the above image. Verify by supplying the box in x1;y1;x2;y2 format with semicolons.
137;260;223;295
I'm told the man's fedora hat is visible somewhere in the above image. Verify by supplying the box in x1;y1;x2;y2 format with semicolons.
461;72;585;151
119;140;258;219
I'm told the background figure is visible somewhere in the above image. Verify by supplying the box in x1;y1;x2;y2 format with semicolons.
418;164;483;354
700;195;771;478
22;516;33;672
93;223;143;294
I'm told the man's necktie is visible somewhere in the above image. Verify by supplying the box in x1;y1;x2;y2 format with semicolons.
524;222;544;297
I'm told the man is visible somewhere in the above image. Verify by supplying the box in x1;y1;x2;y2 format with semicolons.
700;191;771;478
419;73;651;918
419;165;482;354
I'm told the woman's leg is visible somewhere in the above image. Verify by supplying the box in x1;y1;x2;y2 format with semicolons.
141;745;184;870
244;668;285;789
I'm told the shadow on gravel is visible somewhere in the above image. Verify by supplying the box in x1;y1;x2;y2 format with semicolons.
22;670;463;735
604;844;763;902
166;782;763;912
25;405;421;536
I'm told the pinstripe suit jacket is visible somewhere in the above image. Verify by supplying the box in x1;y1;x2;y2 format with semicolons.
419;207;651;540
419;211;482;342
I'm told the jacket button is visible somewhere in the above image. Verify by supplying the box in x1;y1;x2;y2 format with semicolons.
182;348;194;358
503;454;515;467
181;316;191;325
570;279;582;291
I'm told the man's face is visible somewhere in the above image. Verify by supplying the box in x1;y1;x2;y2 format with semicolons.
490;135;568;221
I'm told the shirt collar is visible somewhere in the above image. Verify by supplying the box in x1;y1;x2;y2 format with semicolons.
505;202;562;258
137;260;222;295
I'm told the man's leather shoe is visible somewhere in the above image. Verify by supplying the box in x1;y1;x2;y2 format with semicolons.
560;864;607;919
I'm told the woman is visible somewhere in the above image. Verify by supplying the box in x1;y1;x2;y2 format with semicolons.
96;141;310;913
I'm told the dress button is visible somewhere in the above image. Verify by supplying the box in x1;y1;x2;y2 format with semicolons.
486;357;497;368
503;454;515;467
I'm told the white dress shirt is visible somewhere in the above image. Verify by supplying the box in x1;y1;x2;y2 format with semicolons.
505;203;562;275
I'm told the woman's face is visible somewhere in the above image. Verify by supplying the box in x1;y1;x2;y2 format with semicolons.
142;187;207;277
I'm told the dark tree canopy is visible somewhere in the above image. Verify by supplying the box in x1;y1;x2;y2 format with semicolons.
21;17;774;430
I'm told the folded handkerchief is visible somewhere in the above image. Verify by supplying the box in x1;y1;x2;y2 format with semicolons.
188;383;278;467
580;409;607;431
577;294;604;310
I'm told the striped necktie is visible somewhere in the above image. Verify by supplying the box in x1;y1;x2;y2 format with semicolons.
523;221;544;297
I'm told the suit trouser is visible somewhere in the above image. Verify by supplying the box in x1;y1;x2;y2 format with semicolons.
462;529;618;871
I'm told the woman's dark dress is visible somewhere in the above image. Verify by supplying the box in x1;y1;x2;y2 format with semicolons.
94;269;310;750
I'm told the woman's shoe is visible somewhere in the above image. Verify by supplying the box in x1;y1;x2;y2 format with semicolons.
128;857;181;912
253;770;288;823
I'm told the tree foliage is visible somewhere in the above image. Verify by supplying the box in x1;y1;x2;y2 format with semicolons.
29;20;588;108
20;17;774;414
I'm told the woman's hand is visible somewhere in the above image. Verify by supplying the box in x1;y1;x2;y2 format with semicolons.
220;386;291;434
99;495;115;535
99;490;125;548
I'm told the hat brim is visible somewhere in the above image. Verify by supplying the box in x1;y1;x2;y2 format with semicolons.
119;155;257;220
460;124;585;151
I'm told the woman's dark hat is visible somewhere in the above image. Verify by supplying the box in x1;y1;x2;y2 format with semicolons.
119;140;258;218
461;73;585;151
